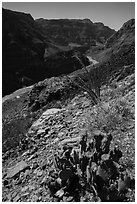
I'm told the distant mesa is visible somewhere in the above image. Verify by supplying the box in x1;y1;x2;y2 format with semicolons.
35;17;115;46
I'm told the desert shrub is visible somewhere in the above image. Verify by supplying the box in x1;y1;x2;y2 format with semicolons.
65;55;101;105
87;98;133;132
115;100;134;120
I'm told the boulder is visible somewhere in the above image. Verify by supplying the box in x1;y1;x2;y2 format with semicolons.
55;189;64;198
42;108;61;116
6;160;29;179
60;136;81;146
27;153;38;161
29;108;62;133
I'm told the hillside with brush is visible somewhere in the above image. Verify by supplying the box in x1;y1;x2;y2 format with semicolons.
2;65;135;202
2;17;135;202
87;18;135;64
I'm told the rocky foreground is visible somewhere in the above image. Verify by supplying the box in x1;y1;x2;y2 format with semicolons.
2;65;135;202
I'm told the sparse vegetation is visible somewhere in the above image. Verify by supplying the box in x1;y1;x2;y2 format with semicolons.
2;9;135;202
64;54;101;106
86;97;134;133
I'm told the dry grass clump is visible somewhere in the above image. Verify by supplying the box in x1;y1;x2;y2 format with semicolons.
86;97;133;133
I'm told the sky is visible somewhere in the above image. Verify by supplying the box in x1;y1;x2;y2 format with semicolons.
2;2;135;31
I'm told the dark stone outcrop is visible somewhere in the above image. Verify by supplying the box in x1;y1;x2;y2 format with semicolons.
2;8;90;96
105;19;135;48
2;8;48;96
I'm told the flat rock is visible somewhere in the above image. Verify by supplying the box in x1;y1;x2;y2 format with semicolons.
21;186;29;192
22;150;30;157
42;108;61;116
21;192;30;197
53;138;59;143
55;189;64;198
6;160;29;179
30;108;62;131
60;136;80;145
37;129;46;135
38;196;42;201
27;153;38;161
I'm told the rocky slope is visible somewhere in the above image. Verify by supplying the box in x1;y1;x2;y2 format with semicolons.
105;18;135;48
36;18;115;46
88;18;135;64
2;17;135;154
2;15;135;202
2;65;135;201
86;18;135;92
2;66;94;153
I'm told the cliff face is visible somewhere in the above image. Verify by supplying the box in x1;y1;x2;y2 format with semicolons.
88;18;135;73
35;18;116;46
105;19;135;48
105;18;135;65
2;8;48;95
2;9;89;96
